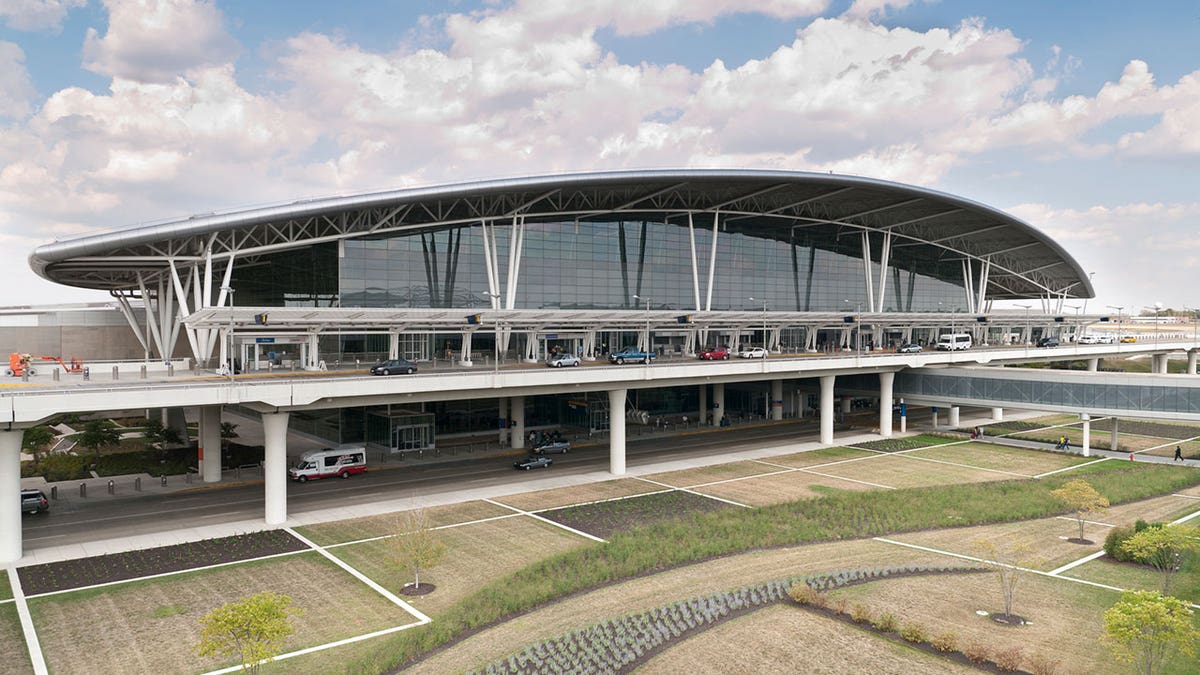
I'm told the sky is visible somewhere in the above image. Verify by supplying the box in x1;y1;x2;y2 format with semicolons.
0;0;1198;313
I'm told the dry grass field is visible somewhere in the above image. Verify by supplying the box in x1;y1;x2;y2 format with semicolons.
756;446;876;468
1141;439;1200;459
693;469;876;507
0;570;10;600
642;460;780;487
295;500;512;546
907;443;1089;476
30;553;416;674
893;517;1108;572
492;477;664;511
0;604;32;674
638;604;977;674
809;454;1005;489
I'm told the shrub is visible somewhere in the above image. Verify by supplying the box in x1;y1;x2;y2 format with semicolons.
1028;655;1061;675
850;604;873;624
930;630;958;653
1104;525;1136;561
787;584;820;606
898;622;927;643
39;453;87;481
994;646;1024;672
829;596;848;614
963;642;991;664
872;612;898;633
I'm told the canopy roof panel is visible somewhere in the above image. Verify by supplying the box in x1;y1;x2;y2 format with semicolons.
29;169;1093;300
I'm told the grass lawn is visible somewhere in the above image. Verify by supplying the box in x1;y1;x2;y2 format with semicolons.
405;539;946;675
1105;494;1200;526
0;604;31;674
0;570;10;600
1012;428;1173;453
541;491;733;538
1061;556;1200;605
493;478;664;511
892;516;1113;572
907;442;1089;476
29;552;416;675
639;604;976;674
641;460;780;487
694;469;876;507
811;454;1008;489
758;446;876;468
851;433;960;452
1141;439;1200;459
294;500;512;546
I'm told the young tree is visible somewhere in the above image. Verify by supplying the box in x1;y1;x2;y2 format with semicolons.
1102;590;1199;675
22;425;55;466
1051;479;1109;543
1120;525;1200;595
974;539;1037;624
75;419;121;458
142;418;182;452
220;421;240;447
391;508;447;592
196;591;301;672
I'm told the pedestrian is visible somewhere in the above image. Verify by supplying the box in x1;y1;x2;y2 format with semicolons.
1175;446;1184;461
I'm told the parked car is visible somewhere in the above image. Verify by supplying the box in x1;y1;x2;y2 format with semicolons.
370;358;418;375
1097;334;1117;344
1120;335;1137;343
740;347;768;359
21;488;48;515
896;343;922;353
608;347;655;365
1077;334;1099;344
288;446;367;482
546;353;581;368
534;439;571;454
514;455;553;470
1037;336;1060;348
698;346;730;360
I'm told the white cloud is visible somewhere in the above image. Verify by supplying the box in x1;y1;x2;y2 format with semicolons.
843;0;925;21
0;0;85;32
0;42;36;118
82;0;239;83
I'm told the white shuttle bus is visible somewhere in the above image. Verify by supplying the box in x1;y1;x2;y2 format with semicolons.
288;445;367;482
935;333;973;351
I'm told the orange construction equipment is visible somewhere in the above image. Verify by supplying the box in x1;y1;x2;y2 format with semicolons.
6;353;84;377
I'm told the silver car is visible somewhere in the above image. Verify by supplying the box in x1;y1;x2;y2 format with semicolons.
546;353;581;367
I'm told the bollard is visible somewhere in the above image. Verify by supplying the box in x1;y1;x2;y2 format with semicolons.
112;365;119;380
83;366;90;380
135;476;141;491
167;362;174;377
184;472;191;483
79;482;87;498
161;475;168;486
21;369;28;382
107;479;115;495
356;359;361;369
235;466;241;479
291;362;297;372
50;485;57;500
140;365;147;379
53;368;60;382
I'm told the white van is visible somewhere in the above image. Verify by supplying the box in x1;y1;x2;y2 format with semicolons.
935;333;973;351
288;446;367;482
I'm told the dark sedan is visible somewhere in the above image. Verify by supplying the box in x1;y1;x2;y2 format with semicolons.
370;358;418;375
514;455;553;470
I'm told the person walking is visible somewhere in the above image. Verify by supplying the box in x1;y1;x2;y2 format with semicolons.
1175;446;1184;461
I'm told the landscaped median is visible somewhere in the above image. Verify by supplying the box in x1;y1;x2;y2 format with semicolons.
356;462;1200;674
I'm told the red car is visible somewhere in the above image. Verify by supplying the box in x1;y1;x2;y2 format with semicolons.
698;346;730;360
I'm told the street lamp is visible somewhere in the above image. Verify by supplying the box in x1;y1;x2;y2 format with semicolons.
220;286;235;380
1107;305;1124;348
748;297;768;352
843;299;863;351
1142;302;1164;342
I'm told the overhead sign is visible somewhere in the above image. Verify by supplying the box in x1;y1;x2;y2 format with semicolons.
255;337;276;344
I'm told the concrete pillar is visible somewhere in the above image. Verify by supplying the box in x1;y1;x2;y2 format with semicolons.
948;406;960;428
1087;358;1099;372
1111;417;1119;451
199;405;222;483
771;379;784;421
511;396;525;449
0;429;23;564
840;397;852;414
699;385;707;427
388;332;400;360
879;372;894;437
262;412;290;526
609;389;626;475
1081;413;1091;457
498;398;509;445
820;375;835;445
712;383;725;427
1188;350;1198;375
1152;354;1168;374
931;408;939;429
458;330;474;367
991;407;1003;422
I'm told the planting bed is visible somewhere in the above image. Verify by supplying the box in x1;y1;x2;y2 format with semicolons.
641;460;778;488
495;478;664;512
758;445;875;468
295;500;511;546
850;434;958;453
694;469;874;507
19;529;306;595
907;442;1088;476
812;454;1004;489
540;491;735;539
1091;418;1200;439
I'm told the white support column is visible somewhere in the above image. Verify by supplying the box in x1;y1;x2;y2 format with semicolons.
1188;350;1198;375
1157;354;1169;374
1087;358;1100;372
704;211;720;311
878;372;894;437
0;429;23;563
861;231;874;312
1081;413;1091;457
931;408;939;429
712;383;725;426
820;375;835;444
875;231;892;312
262;412;290;526
948;406;960;428
609;388;627;475
388;332;400;360
459;331;474;367
770;379;784;421
898;398;907;433
699;385;708;427
1111;417;1119;451
307;333;320;369
511;396;525;449
991;407;1003;422
498;398;509;445
688;212;702;311
200;406;222;483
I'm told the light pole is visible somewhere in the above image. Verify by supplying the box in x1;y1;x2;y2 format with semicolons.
748;297;768;352
1142;301;1164;342
220;286;235;380
1107;305;1124;350
1083;271;1096;314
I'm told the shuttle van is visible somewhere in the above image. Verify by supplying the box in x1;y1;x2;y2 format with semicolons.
935;333;973;351
289;446;367;482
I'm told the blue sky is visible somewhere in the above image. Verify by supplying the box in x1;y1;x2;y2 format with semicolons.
0;0;1198;310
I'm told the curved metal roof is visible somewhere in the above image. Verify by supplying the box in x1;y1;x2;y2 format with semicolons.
29;169;1093;300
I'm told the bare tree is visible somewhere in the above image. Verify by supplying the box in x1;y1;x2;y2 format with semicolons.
391;508;447;593
974;539;1039;625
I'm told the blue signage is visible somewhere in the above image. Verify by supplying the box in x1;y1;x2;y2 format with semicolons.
255;337;276;344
